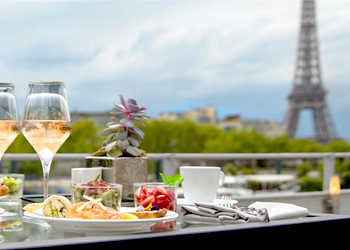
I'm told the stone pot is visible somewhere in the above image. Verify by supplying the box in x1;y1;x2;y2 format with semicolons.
85;156;148;201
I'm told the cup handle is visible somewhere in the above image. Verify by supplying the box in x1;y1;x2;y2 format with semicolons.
218;171;225;187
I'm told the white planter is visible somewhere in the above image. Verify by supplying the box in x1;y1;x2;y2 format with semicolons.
85;156;148;200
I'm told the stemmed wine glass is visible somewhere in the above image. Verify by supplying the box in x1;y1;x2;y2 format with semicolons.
0;83;20;168
22;82;72;198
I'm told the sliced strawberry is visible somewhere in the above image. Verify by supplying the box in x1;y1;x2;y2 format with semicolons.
156;186;168;196
166;189;175;200
135;187;142;199
142;187;149;196
140;195;155;207
148;187;157;196
156;195;170;209
167;198;176;209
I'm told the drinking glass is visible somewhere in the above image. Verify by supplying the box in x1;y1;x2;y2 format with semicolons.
0;83;20;167
22;82;72;198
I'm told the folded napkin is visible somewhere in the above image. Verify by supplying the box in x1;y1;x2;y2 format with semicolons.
181;201;309;226
180;202;269;226
248;201;309;221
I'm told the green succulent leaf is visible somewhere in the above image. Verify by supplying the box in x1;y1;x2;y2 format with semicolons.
131;126;145;139
116;130;128;140
92;149;107;156
117;139;129;150
107;147;123;157
128;103;141;112
105;141;117;152
120;118;135;127
94;94;150;158
128;134;140;147
126;146;141;156
101;127;117;136
108;123;124;129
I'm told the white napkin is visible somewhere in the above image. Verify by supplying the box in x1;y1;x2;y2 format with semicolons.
181;201;309;226
248;201;309;221
180;202;269;226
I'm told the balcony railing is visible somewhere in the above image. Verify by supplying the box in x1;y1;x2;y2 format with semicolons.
3;152;350;192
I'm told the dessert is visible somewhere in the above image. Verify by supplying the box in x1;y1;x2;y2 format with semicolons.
128;204;167;219
134;185;177;211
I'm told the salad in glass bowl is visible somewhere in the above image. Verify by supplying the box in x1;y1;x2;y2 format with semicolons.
72;179;122;211
0;174;24;200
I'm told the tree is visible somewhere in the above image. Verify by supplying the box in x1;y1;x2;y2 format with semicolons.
203;129;271;153
59;120;103;153
141;120;223;153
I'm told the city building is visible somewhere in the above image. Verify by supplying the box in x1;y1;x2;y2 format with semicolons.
158;106;286;138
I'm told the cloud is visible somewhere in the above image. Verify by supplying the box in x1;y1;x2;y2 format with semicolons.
0;0;350;139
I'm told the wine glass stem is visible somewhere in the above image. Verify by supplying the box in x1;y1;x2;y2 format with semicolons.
40;158;53;199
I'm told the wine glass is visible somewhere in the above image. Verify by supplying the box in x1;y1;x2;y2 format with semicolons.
0;83;20;169
22;82;72;198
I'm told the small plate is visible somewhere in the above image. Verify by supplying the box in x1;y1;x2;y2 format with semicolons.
24;207;178;233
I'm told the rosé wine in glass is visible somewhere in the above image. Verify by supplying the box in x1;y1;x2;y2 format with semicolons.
0;83;19;165
22;82;71;198
21;120;71;161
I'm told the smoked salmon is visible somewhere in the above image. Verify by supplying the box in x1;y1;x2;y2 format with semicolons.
66;195;129;220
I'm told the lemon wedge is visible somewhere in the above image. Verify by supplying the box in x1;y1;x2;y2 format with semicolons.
123;212;139;220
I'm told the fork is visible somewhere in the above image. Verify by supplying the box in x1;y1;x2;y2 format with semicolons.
221;195;267;216
221;195;236;208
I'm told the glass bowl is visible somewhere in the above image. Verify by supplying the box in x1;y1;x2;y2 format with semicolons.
134;182;178;212
0;174;24;200
72;183;122;211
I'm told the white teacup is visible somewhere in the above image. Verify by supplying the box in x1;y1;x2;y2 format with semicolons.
180;166;225;203
71;168;102;185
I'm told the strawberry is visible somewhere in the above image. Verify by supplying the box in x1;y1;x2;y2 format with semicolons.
166;189;175;200
155;195;170;209
135;187;142;199
156;186;168;196
140;195;155;207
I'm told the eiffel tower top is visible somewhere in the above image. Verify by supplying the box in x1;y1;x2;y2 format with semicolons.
285;0;337;144
292;0;323;91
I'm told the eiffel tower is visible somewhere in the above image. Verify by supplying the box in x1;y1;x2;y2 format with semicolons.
285;0;337;144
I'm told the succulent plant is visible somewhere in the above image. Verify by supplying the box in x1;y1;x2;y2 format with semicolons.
92;94;150;157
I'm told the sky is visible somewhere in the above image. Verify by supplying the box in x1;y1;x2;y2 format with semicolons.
0;0;350;141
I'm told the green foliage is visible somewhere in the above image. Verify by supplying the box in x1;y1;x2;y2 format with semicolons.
297;162;312;178
6;119;350;188
336;159;350;188
299;176;323;191
223;163;239;175
288;139;325;153
8;119;350;155
59;120;103;153
7;134;35;154
141;120;222;153
204;129;270;153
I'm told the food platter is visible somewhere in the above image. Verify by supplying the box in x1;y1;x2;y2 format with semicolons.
23;207;178;233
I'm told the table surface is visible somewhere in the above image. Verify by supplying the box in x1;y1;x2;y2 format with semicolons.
1;199;350;249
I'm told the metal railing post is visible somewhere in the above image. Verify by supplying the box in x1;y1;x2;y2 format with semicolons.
161;153;176;176
323;153;335;191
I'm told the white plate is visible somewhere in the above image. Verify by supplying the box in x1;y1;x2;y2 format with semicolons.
23;207;178;233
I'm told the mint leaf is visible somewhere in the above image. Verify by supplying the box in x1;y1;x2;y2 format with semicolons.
159;173;184;186
168;175;185;185
159;173;170;185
